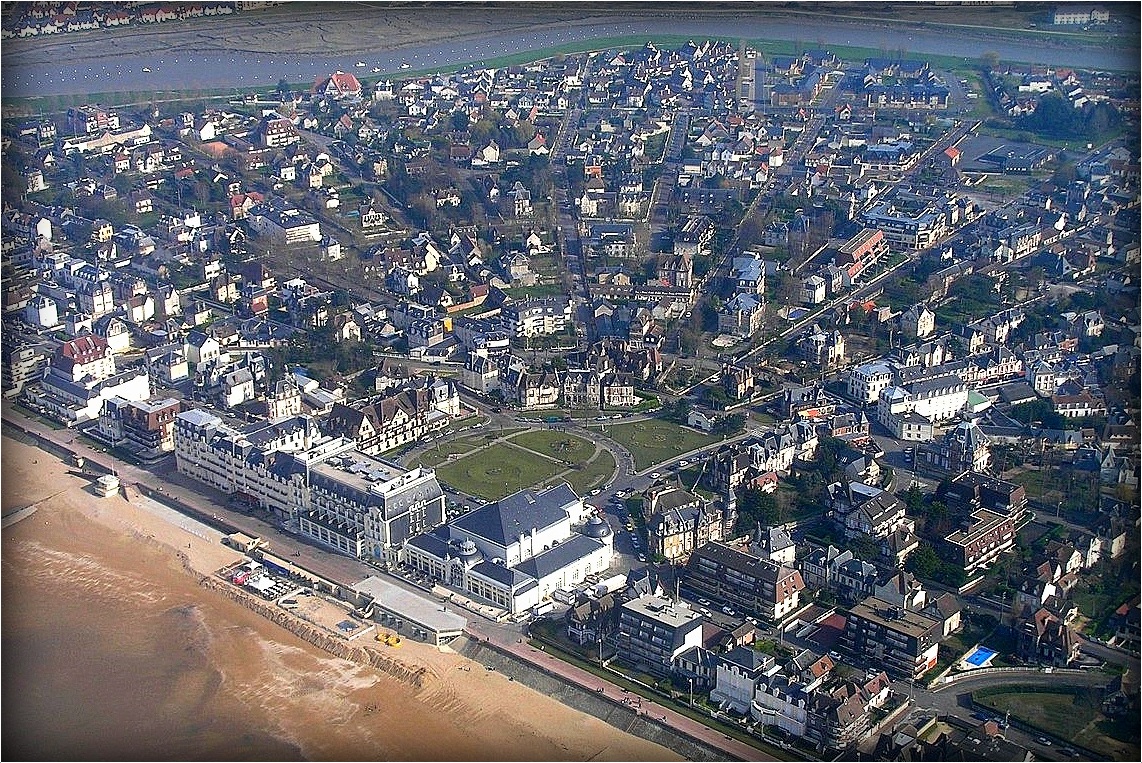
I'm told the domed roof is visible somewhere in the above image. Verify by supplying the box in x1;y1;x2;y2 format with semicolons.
583;515;613;539
458;539;481;565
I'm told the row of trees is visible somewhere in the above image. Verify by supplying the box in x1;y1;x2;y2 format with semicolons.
1016;93;1122;143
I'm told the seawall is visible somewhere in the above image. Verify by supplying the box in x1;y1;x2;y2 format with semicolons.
194;570;433;690
457;637;730;761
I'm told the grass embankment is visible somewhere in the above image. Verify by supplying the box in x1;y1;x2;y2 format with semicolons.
974;685;1137;760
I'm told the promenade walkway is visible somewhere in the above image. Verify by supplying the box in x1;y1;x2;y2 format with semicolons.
463;617;780;762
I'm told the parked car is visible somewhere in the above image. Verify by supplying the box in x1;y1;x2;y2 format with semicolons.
721;605;735;616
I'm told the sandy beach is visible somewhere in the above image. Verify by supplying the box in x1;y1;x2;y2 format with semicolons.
1;434;680;761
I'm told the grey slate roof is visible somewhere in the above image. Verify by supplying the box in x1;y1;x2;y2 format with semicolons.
514;534;606;580
452;482;578;546
471;559;534;590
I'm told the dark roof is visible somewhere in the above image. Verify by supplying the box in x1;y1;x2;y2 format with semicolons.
690;542;790;583
471;559;534;590
718;645;772;674
452;483;578;546
515;535;607;580
405;528;453;558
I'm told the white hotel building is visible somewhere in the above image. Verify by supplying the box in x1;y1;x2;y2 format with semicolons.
876;373;970;441
847;361;896;404
173;409;444;559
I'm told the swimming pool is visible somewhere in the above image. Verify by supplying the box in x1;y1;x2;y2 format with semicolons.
964;645;998;667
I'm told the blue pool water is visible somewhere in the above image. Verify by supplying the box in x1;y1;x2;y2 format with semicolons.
965;646;997;666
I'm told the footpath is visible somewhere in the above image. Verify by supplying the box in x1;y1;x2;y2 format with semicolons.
463;618;780;762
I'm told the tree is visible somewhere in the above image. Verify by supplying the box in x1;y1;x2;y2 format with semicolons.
903;484;925;514
1052;160;1078;186
735;486;779;534
980;51;1001;72
450;110;470;133
713;413;747;437
906;542;941;579
1;158;26;207
707;385;731;410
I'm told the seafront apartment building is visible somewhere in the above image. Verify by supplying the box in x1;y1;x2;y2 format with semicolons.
173;408;444;559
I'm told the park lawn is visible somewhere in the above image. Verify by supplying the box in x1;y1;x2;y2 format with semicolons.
434;441;565;501
508;430;596;465
564;448;617;496
1008;467;1057;500
600;419;715;472
408;438;482;468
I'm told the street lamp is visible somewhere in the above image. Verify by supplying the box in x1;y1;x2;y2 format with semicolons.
688;677;694;707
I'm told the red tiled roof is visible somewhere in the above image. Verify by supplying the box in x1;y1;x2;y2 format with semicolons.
328;71;361;94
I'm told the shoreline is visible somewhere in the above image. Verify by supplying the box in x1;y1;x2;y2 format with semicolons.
1;432;680;761
2;4;1135;103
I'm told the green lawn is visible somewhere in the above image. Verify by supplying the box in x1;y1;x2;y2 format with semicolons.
409;441;472;468
508;430;595;465
976;687;1137;760
433;441;564;501
565;448;617;496
598;419;715;472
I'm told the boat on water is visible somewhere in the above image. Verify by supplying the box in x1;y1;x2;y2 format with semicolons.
399;62;411;70
355;61;366;68
141;67;151;73
371;67;381;73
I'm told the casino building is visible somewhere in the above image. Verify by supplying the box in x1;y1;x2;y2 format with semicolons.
402;483;614;615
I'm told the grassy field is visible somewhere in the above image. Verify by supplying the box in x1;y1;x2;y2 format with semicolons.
411;439;479;468
508;430;596;465
426;429;614;500
598;419;715;472
975;686;1137;760
564;448;617;496
434;441;564;501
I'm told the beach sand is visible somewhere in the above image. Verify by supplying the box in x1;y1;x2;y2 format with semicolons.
1;435;679;761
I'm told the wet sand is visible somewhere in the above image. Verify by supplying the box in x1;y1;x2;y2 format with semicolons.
1;435;679;761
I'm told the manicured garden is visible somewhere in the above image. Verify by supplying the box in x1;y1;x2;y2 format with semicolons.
508;430;595;464
564;448;616;496
595;419;714;472
434;442;565;501
425;429;616;501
